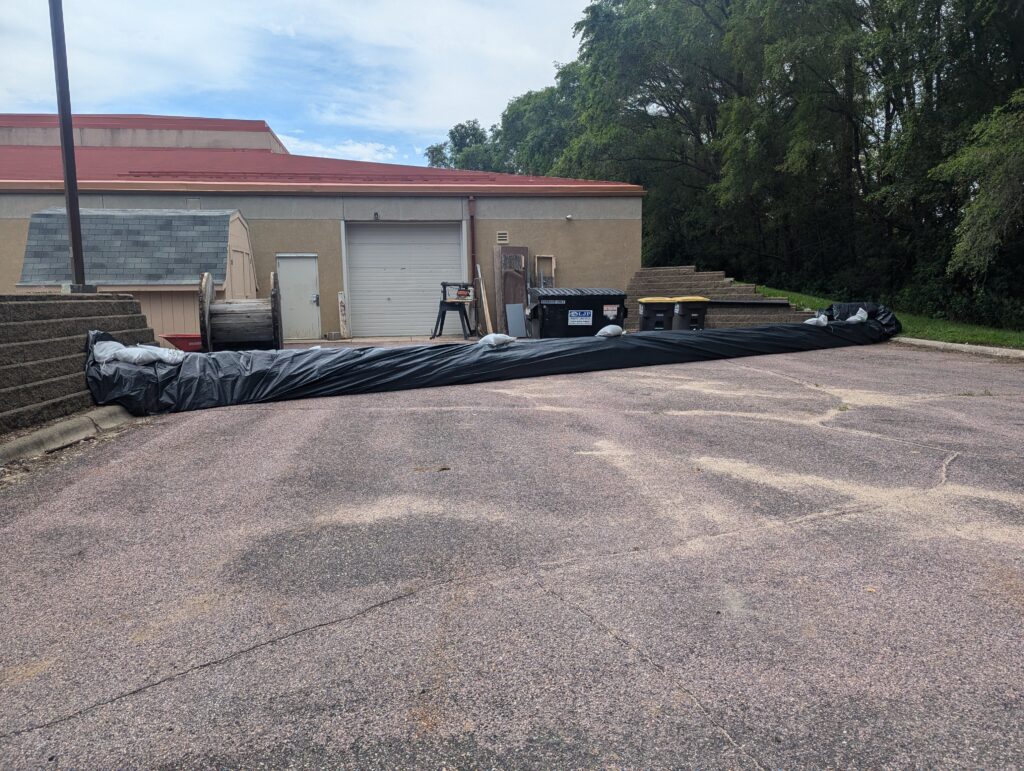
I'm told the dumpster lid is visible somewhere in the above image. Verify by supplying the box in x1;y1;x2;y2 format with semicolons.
673;296;710;302
638;296;676;303
531;287;626;297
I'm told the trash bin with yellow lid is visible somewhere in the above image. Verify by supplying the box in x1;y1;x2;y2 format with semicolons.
672;296;710;330
637;296;677;331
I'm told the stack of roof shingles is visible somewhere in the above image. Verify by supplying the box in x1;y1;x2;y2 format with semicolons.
19;208;232;286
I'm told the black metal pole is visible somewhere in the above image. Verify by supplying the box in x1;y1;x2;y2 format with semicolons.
48;0;86;287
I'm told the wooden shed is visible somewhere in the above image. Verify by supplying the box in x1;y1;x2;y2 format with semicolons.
18;208;256;343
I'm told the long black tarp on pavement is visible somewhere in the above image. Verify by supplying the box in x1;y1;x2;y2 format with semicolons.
86;306;900;416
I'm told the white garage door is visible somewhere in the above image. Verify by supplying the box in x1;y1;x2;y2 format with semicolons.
346;224;464;336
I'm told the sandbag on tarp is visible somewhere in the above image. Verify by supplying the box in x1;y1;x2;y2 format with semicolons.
85;319;898;416
823;302;902;335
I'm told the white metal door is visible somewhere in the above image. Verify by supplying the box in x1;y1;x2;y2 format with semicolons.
276;254;321;340
346;224;463;336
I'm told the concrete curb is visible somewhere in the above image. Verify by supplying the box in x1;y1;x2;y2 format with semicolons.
893;336;1024;360
0;405;136;464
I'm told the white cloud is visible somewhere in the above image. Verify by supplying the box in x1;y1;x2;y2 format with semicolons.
278;134;397;163
272;0;590;133
0;0;589;140
0;1;250;110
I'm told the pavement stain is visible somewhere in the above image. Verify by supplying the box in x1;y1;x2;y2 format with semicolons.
409;582;468;738
0;658;56;686
227;514;520;593
575;439;780;534
694;455;1024;546
130;593;226;643
987;565;1024;610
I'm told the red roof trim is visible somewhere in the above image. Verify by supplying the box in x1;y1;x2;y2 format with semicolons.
0;179;644;197
0;141;645;197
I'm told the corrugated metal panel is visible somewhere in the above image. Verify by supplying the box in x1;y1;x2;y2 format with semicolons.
346;224;463;337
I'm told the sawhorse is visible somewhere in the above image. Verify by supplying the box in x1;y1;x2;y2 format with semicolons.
430;300;473;339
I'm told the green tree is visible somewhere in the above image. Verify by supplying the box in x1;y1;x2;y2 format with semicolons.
424;119;507;171
933;88;1024;281
427;0;1024;328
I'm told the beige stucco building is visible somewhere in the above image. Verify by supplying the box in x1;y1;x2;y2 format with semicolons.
0;114;643;340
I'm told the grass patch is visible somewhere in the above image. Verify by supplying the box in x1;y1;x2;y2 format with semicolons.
753;285;1024;349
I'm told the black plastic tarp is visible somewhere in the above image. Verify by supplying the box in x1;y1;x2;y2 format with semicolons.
86;308;900;416
823;302;902;335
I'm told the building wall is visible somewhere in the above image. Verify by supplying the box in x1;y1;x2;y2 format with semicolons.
471;197;643;332
246;219;343;336
0;192;642;337
473;218;642;332
0;127;286;153
0;218;28;294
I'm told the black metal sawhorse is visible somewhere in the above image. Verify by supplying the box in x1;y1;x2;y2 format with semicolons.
430;300;473;339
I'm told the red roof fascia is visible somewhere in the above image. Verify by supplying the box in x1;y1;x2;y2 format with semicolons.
0;145;645;196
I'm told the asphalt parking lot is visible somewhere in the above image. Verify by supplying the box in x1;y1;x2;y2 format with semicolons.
1;342;1022;768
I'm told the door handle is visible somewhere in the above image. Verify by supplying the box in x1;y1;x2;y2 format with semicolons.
311;293;320;306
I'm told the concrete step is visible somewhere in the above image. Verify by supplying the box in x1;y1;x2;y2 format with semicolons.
627;282;741;290
1;314;150;344
0;390;95;436
708;306;807;317
624;309;813;331
632;266;697;274
705;318;811;328
0;327;154;367
705;314;810;323
631;268;726;280
627;277;741;287
625;304;805;315
0;293;136;302
627;281;740;291
0;372;88;412
625;288;761;300
0;353;85;390
0;298;141;322
628;273;728;284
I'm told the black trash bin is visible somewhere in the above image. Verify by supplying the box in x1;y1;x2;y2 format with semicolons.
672;296;710;330
528;288;627;338
638;297;676;331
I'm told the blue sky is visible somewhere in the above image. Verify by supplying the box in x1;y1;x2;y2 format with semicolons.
0;0;590;165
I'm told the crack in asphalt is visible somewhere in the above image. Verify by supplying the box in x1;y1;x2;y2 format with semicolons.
936;451;960;488
0;583;430;742
0;506;867;746
533;577;769;771
534;505;865;575
721;359;982;454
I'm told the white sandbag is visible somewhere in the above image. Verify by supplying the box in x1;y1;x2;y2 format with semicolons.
93;340;186;365
478;334;516;348
596;325;624;337
845;307;869;324
803;314;828;326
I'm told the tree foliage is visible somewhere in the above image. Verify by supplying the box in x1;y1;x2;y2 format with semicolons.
427;0;1024;327
933;89;1024;282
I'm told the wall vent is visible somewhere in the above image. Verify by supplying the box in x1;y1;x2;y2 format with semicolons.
496;231;509;244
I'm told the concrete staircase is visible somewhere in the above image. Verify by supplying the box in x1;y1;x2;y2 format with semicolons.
0;294;154;436
624;266;813;330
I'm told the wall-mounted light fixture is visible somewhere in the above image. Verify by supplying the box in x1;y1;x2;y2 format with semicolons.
565;214;573;221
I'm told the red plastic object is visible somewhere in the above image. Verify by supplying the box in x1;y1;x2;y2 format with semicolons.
161;333;203;352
